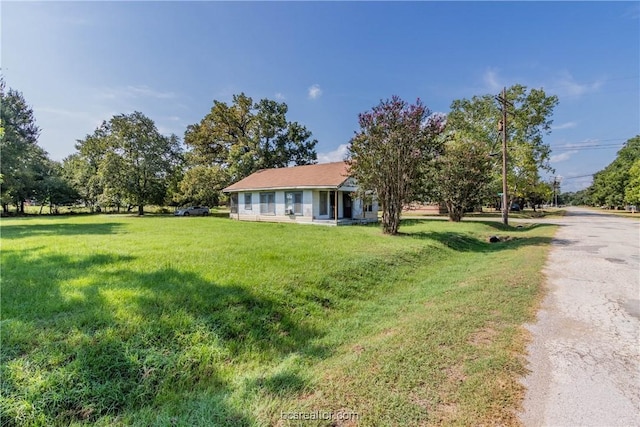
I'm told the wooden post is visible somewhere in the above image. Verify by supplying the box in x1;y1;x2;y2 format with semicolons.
335;190;338;225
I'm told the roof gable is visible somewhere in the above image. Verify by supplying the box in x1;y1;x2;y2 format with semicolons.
223;162;351;192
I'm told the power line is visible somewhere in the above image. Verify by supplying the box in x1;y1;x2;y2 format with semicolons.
552;138;628;147
550;138;631;152
552;145;625;152
562;174;595;180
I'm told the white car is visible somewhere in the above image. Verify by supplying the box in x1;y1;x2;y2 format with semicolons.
174;206;210;216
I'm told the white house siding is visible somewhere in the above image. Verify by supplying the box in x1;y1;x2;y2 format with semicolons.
229;188;378;225
233;190;314;223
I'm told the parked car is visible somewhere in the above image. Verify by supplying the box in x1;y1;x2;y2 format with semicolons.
174;206;210;216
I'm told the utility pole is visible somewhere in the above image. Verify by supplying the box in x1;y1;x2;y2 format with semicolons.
553;177;561;207
497;87;509;226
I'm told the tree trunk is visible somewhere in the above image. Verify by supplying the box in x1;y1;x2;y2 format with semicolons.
382;201;401;235
446;202;463;222
138;204;144;216
19;200;25;214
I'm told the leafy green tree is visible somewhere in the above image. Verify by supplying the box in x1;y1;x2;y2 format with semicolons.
590;136;640;208
526;181;553;210
0;78;50;213
34;160;79;214
174;164;227;208
430;137;492;222
447;85;558;209
183;93;317;197
624;159;640;207
62;153;103;212
97;151;128;212
562;188;591;206
72;112;182;215
347;96;446;234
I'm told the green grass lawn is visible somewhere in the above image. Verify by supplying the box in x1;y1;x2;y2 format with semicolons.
1;215;556;426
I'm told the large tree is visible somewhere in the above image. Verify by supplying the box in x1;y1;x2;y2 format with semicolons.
72;112;182;215
447;84;558;210
590;135;640;208
0;79;50;213
624;159;640;207
34;160;79;214
347;96;446;234
182;93;318;200
62;153;102;212
430;137;493;222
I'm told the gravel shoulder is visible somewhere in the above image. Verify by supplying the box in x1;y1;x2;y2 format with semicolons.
519;207;640;426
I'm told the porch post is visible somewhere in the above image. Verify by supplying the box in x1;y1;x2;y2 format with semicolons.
334;189;338;225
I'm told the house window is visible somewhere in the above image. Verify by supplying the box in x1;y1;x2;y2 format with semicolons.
244;193;252;210
319;191;328;216
364;203;373;213
285;191;303;215
260;192;275;215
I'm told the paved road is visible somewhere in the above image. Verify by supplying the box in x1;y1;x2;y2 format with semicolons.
520;207;640;426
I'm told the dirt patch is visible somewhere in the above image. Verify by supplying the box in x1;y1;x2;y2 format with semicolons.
352;344;365;355
469;323;499;347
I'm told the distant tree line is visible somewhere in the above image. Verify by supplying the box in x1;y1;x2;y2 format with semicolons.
0;79;78;214
2;76;562;231
1;80;318;215
562;136;640;209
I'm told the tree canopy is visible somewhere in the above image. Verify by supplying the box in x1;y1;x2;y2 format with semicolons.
347;96;446;234
182;93;318;205
0;78;51;213
589;135;640;208
429;137;493;222
447;85;558;208
70;112;183;214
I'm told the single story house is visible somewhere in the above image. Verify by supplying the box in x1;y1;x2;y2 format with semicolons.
222;161;378;225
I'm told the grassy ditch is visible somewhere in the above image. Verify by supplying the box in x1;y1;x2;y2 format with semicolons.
0;215;555;426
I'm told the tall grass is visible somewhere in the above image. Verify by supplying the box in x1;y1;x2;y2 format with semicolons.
0;215;555;426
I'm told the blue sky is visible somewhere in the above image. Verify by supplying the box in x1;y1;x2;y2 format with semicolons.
2;1;638;192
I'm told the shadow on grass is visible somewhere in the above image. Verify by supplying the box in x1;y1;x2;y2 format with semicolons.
418;232;552;252
471;221;558;232
400;229;554;253
0;222;125;239
1;249;322;426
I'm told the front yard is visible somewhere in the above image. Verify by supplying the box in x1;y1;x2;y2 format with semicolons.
1;215;555;426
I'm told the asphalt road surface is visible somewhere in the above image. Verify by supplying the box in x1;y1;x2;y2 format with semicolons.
520;207;640;426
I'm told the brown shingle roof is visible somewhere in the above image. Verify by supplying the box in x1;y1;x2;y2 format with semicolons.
223;162;350;192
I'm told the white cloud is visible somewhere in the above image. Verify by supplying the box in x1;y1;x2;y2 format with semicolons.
483;68;503;92
275;92;285;100
550;150;578;163
97;85;176;100
317;144;349;163
550;71;603;97
127;85;175;99
551;121;577;131
307;84;322;100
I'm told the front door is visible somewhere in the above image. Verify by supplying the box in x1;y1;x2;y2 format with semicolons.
343;193;352;219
